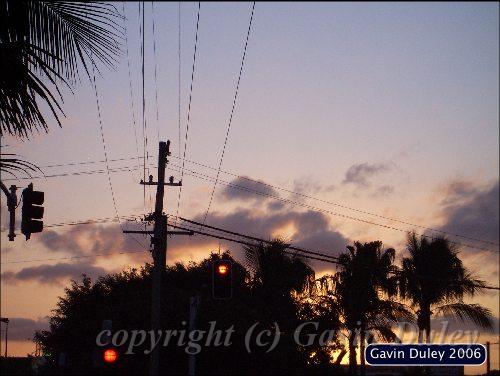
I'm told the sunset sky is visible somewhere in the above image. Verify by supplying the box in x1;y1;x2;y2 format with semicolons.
1;2;498;373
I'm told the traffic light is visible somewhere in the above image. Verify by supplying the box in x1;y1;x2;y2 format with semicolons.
21;183;44;240
103;348;118;363
212;259;233;299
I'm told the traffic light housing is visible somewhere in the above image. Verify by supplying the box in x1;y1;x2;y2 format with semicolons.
21;183;44;240
212;259;233;299
103;348;118;363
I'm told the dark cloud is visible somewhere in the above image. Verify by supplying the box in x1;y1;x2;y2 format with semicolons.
373;185;395;197
292;178;335;195
187;208;348;272
267;200;286;212
343;162;393;187
37;223;146;256
219;176;278;202
438;181;499;245
3;191;350;283
2;317;49;340
1;260;109;286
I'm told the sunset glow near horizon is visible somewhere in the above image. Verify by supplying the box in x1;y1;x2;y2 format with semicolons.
0;2;498;374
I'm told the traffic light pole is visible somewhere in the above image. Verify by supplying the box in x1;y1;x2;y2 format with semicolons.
188;294;200;375
1;182;17;241
123;141;192;376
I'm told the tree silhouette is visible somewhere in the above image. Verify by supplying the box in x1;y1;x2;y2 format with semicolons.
243;239;344;370
399;233;493;343
0;1;121;138
35;249;342;375
321;241;413;375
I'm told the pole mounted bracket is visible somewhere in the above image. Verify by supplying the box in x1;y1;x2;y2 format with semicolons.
140;176;182;186
1;182;17;241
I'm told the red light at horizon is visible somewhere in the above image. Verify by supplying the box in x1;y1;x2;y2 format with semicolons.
103;348;118;363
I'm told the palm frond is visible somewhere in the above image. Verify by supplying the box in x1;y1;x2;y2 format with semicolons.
22;1;123;81
0;41;66;137
368;325;398;342
0;153;42;177
435;303;493;330
0;1;122;138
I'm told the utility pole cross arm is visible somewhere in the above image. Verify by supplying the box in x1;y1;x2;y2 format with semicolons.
167;230;194;236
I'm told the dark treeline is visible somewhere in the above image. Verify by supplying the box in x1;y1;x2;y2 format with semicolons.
34;233;493;375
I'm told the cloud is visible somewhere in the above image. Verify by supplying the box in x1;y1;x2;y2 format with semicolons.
292;177;335;195
342;162;393;188
184;207;348;272
1;317;49;340
1;260;109;286
219;176;278;202
438;181;499;245
267;200;287;211
1;246;14;254
373;185;395;197
37;223;146;256
3;181;351;282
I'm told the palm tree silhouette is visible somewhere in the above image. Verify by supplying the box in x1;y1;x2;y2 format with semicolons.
399;232;493;344
0;1;121;138
326;241;412;375
243;239;318;373
245;239;315;325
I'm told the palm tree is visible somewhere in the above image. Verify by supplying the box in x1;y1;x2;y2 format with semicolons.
0;1;122;138
399;233;493;343
324;241;413;375
244;239;316;319
243;239;318;373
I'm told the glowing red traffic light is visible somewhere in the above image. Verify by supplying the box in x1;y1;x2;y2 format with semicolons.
212;260;233;299
103;348;118;363
217;264;228;275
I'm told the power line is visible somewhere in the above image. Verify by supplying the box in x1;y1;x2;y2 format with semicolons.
1;164;151;181
139;1;149;208
24;153;500;248
37;156;140;169
178;216;340;262
90;51;148;252
12;156;496;252
44;214;143;229
168;219;500;291
90;57;120;224
175;1;201;224
202;1;256;227
170;155;499;247
2;213;498;291
178;1;182;162
166;162;497;253
1;249;146;265
122;2;142;179
0;214;144;235
151;1;161;144
169;221;338;265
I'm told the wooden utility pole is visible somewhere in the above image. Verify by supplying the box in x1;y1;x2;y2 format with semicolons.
150;141;168;376
124;141;192;376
